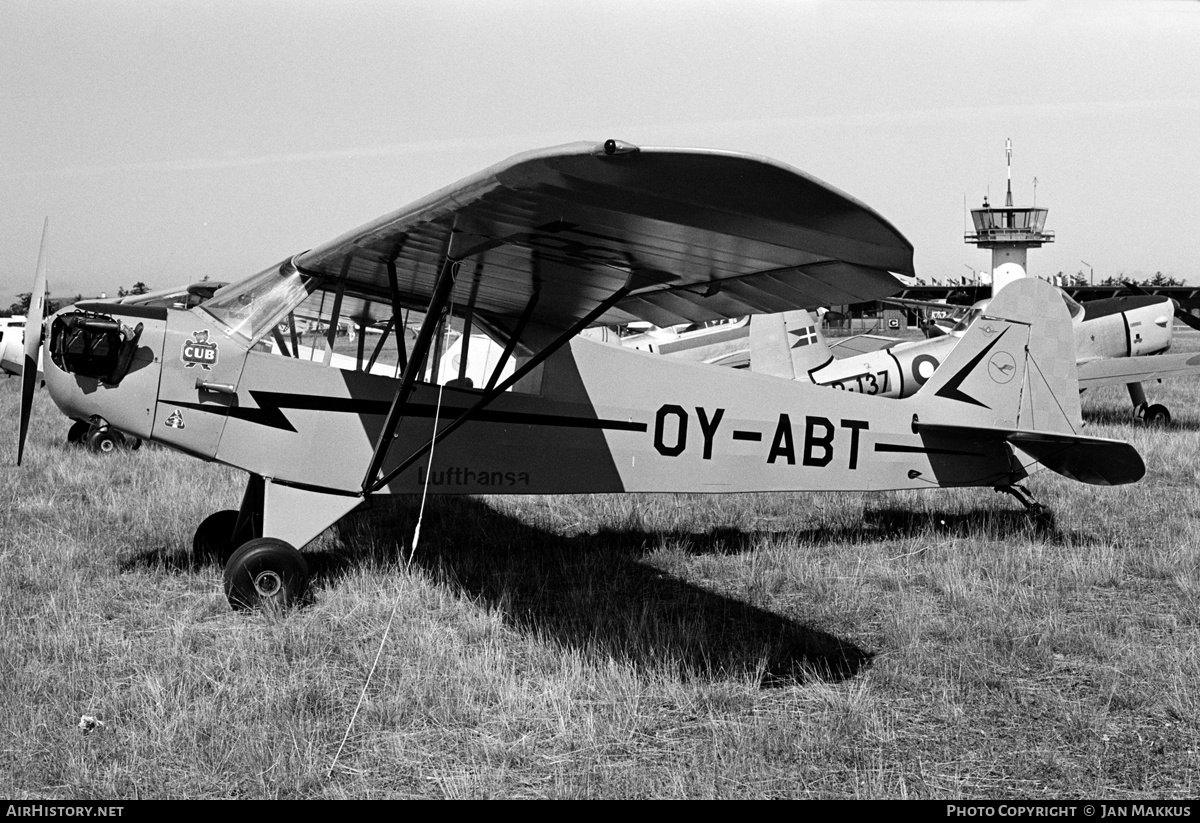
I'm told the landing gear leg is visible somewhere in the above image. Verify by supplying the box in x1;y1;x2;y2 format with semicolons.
1128;382;1171;426
995;484;1056;532
209;475;360;611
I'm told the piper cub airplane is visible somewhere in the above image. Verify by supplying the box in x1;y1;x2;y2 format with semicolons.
751;287;1200;425
17;141;1145;611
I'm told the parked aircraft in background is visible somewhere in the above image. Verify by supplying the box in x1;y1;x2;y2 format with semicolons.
16;142;1143;612
763;285;1200;424
0;317;38;381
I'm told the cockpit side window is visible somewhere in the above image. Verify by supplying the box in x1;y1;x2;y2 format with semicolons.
251;278;541;395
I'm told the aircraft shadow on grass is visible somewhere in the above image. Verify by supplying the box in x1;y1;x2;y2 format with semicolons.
124;494;874;686
326;496;873;688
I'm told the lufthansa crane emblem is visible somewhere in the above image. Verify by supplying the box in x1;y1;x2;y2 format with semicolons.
988;352;1016;384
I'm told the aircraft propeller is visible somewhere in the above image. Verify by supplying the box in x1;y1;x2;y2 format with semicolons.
1123;281;1200;333
17;218;49;466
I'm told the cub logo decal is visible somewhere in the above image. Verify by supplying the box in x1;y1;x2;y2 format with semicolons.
182;330;218;370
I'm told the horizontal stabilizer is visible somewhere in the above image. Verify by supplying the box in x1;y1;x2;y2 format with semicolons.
919;422;1145;486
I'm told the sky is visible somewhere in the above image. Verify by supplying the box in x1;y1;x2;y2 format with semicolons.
3;0;1199;302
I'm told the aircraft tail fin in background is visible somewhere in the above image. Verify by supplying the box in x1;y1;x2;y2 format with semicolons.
911;277;1143;486
914;276;1081;434
749;310;831;381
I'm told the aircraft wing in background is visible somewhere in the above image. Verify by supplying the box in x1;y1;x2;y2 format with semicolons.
1077;352;1200;390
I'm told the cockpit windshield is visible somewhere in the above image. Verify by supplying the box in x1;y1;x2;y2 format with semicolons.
201;258;315;343
1060;291;1084;320
949;290;1083;335
951;302;988;334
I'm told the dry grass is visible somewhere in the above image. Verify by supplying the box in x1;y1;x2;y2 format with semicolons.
1;355;1198;799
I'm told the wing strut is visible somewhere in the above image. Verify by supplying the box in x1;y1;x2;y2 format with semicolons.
365;315;396;374
484;292;539;394
457;262;484;384
360;256;460;493
386;260;409;373
323;278;347;366
288;312;301;358
363;285;631;495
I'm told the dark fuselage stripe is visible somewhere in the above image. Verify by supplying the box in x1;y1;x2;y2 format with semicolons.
874;443;986;457
162;392;649;434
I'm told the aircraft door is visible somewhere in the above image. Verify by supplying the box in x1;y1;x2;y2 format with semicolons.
152;310;249;459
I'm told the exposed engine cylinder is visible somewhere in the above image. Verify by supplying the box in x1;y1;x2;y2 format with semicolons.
49;311;144;385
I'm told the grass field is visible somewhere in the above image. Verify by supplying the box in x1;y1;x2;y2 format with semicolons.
2;342;1198;799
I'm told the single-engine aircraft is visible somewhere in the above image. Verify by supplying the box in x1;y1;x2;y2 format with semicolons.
16;141;1144;611
750;287;1200;425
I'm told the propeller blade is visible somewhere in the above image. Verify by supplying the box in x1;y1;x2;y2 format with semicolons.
17;218;49;466
1172;302;1200;332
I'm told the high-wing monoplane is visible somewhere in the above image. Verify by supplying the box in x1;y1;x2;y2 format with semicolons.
751;286;1200;424
17;141;1144;611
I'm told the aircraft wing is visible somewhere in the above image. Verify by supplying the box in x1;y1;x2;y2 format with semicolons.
881;296;959;312
294;141;914;331
1076;352;1200;389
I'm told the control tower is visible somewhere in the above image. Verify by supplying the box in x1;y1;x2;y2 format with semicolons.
965;139;1054;294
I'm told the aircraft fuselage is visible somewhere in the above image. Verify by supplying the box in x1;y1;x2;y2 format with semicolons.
44;302;1027;502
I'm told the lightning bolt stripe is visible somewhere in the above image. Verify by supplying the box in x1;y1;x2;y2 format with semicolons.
161;391;650;435
933;327;1009;408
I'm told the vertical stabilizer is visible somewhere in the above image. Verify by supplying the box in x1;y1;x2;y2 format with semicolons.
913;277;1081;434
749;310;831;380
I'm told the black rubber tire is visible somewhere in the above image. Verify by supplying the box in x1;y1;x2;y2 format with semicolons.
67;421;89;445
223;538;309;611
88;429;120;453
128;437;142;450
192;509;244;565
1143;403;1171;426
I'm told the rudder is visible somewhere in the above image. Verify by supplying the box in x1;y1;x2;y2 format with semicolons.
749;310;831;380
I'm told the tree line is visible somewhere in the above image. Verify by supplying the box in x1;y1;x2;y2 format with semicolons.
3;282;150;317
1057;270;1186;288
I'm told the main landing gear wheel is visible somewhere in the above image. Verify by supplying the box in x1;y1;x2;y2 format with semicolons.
1143;403;1171;427
223;538;309;611
193;509;248;565
88;429;121;453
67;421;89;445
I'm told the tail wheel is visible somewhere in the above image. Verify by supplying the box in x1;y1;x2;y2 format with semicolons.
67;421;89;445
224;538;309;611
